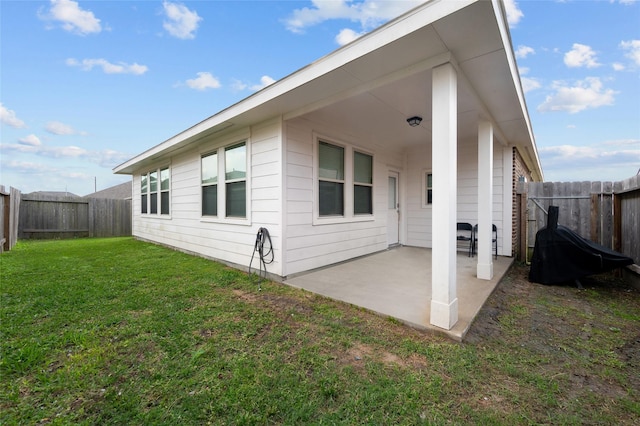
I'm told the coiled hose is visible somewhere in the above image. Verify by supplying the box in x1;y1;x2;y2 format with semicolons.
249;227;274;287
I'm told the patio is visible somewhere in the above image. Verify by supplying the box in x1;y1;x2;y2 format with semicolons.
285;246;513;341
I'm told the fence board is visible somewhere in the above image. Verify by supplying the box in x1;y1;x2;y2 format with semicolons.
523;178;639;264
8;188;20;250
620;188;640;264
17;194;131;240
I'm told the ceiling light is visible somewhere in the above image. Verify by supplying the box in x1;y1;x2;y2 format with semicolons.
406;116;422;127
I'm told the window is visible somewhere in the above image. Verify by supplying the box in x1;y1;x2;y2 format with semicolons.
354;151;373;214
141;174;148;214
149;170;158;214
423;171;433;207
201;152;218;216
318;141;344;216
225;143;246;218
200;141;248;220
160;167;170;215
141;167;170;215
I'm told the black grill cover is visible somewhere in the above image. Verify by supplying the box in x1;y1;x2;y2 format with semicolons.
529;206;634;285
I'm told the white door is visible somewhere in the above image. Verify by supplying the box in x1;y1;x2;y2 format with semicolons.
387;171;399;246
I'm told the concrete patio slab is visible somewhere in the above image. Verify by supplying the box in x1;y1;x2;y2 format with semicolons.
284;246;513;341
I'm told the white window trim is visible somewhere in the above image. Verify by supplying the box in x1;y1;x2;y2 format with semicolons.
313;133;375;225
422;169;433;209
200;150;219;218
141;165;172;219
200;138;252;226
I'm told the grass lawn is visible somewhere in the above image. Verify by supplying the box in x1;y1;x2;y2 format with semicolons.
1;237;638;424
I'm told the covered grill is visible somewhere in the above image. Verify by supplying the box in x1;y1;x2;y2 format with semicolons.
529;206;633;285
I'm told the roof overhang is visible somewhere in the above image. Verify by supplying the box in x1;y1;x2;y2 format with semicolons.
114;0;542;181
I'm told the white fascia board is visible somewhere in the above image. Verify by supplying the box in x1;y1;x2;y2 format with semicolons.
491;0;543;181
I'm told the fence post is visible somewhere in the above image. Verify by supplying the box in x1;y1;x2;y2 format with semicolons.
516;182;527;262
1;187;8;252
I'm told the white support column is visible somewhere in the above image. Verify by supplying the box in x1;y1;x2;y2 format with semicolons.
430;62;458;330
477;119;494;280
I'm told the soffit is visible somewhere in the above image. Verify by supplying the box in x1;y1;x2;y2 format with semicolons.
115;0;540;179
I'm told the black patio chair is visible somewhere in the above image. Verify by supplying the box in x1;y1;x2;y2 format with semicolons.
456;222;474;257
473;224;498;259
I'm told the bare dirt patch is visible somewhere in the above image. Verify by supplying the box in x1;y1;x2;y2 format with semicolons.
466;262;640;409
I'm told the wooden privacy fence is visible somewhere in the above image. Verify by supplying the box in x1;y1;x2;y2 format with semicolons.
18;193;131;240
516;175;640;265
1;186;21;252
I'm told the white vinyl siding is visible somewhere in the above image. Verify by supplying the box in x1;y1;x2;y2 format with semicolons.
131;119;283;276
404;141;506;254
284;118;389;276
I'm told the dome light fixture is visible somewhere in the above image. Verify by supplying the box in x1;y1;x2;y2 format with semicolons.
406;116;422;127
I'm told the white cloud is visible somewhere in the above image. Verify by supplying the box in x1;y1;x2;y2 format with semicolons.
521;77;541;93
40;0;101;35
538;77;617;113
284;0;423;34
612;62;625;71
18;134;42;147
1;142;130;167
336;28;365;46
519;67;540;93
250;76;276;91
66;58;148;75
163;1;202;40
616;0;638;5
231;76;276;92
564;43;601;68
503;0;524;27
620;39;640;66
185;72;221;91
0;103;26;128
45;121;76;135
515;45;535;59
231;79;248;92
4;159;59;174
539;140;640;180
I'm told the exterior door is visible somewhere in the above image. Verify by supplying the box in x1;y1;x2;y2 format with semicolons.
387;171;399;246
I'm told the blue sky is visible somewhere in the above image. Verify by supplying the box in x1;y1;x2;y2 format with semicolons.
1;0;639;196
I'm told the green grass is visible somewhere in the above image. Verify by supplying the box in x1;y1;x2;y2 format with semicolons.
1;238;638;424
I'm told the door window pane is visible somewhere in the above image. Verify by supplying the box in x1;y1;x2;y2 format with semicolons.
388;176;396;209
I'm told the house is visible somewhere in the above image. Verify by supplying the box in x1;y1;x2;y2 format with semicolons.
114;0;543;331
84;181;132;200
